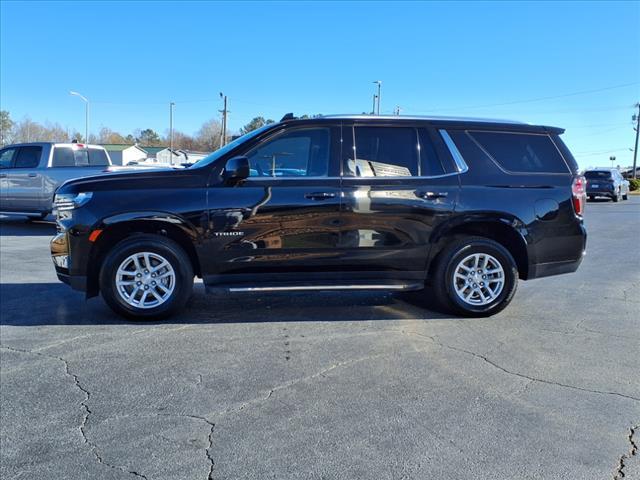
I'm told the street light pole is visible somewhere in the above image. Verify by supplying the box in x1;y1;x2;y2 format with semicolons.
632;102;639;179
372;81;382;115
169;102;175;153
69;91;89;142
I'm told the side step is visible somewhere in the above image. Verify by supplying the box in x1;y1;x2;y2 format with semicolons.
206;282;423;294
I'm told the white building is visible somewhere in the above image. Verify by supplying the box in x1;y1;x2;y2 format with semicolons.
100;144;148;166
154;148;209;165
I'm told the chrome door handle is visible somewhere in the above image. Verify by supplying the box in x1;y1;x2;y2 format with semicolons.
305;192;336;200
417;191;448;200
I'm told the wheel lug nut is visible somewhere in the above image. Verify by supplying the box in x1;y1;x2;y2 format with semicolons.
473;283;477;288
152;281;156;286
144;270;149;274
144;285;149;290
136;273;141;277
482;275;487;279
137;281;141;285
151;273;156;278
480;282;484;286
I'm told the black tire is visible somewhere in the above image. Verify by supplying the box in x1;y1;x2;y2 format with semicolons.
429;236;518;317
623;193;628;200
99;235;194;320
587;195;594;201
612;190;620;202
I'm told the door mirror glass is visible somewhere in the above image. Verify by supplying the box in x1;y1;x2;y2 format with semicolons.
223;156;250;183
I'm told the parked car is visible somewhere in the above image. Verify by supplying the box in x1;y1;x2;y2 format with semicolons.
50;114;587;319
0;142;112;219
584;168;630;202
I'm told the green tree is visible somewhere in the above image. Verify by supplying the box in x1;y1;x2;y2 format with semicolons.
239;116;275;135
0;110;14;145
139;128;161;146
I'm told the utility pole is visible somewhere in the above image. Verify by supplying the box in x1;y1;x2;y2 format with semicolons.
632;102;639;179
219;92;228;148
372;80;382;115
394;105;402;115
169;102;175;154
372;94;377;115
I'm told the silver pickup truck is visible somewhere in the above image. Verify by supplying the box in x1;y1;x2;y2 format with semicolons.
0;142;112;219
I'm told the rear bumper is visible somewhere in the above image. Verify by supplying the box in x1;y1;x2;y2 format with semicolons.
528;223;587;279
528;256;584;279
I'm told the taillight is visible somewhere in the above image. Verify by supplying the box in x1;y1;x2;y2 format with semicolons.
572;175;586;216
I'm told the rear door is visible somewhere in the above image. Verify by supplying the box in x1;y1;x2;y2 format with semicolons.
339;123;459;278
4;145;44;212
205;124;344;281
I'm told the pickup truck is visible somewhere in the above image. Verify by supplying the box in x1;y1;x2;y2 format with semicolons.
0;142;112;219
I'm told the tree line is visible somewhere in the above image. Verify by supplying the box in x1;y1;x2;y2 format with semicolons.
0;110;282;152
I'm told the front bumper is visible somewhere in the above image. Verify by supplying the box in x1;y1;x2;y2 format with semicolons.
51;231;88;292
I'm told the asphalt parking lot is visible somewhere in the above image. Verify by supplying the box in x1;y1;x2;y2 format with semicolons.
1;197;639;480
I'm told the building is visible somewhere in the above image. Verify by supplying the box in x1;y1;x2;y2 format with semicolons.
100;144;147;166
153;148;209;165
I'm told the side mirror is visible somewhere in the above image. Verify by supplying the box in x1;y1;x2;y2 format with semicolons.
223;156;249;184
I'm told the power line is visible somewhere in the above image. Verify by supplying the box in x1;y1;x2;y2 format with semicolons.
424;82;639;112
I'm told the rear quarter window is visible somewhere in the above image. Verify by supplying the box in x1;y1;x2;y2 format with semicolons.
469;131;569;174
88;148;109;166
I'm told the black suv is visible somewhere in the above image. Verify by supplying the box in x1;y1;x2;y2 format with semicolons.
51;115;587;319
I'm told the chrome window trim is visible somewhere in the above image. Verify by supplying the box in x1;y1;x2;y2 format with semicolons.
465;130;571;176
439;129;469;174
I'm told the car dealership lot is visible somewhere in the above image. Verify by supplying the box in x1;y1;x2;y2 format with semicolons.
1;198;638;480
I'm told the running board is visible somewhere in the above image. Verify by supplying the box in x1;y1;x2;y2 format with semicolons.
225;283;422;293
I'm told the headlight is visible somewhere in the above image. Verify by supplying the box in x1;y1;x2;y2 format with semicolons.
54;192;93;211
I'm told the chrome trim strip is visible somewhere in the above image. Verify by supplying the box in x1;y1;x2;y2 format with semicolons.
229;284;414;292
439;130;469;173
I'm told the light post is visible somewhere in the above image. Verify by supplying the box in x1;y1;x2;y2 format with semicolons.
69;91;89;142
610;156;616;169
372;80;382;115
169;102;175;153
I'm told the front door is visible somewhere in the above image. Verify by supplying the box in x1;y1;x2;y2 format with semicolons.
339;123;459;279
204;125;343;283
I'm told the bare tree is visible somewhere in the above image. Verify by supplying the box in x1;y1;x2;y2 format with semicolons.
194;119;222;152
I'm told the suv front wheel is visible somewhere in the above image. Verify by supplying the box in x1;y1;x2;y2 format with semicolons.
99;235;194;320
431;237;519;317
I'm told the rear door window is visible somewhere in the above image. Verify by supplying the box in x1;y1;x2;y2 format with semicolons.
0;148;17;168
348;127;419;177
88;148;109;166
14;146;42;168
469;131;569;174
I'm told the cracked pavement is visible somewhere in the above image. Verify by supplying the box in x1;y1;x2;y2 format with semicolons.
1;197;639;479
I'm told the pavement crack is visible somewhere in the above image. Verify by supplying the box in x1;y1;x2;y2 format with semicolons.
0;344;149;479
396;331;640;402
215;352;393;417
614;425;638;479
154;413;215;480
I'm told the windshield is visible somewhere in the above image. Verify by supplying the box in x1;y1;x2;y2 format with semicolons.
191;124;275;168
584;171;612;179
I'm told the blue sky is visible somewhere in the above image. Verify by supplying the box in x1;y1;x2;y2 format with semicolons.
1;0;639;167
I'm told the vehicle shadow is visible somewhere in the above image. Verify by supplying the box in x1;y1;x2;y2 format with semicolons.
0;282;454;326
0;216;56;237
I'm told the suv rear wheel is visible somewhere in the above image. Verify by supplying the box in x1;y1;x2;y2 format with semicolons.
99;235;194;320
430;237;518;317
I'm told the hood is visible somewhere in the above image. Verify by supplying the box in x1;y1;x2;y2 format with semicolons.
56;165;206;195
